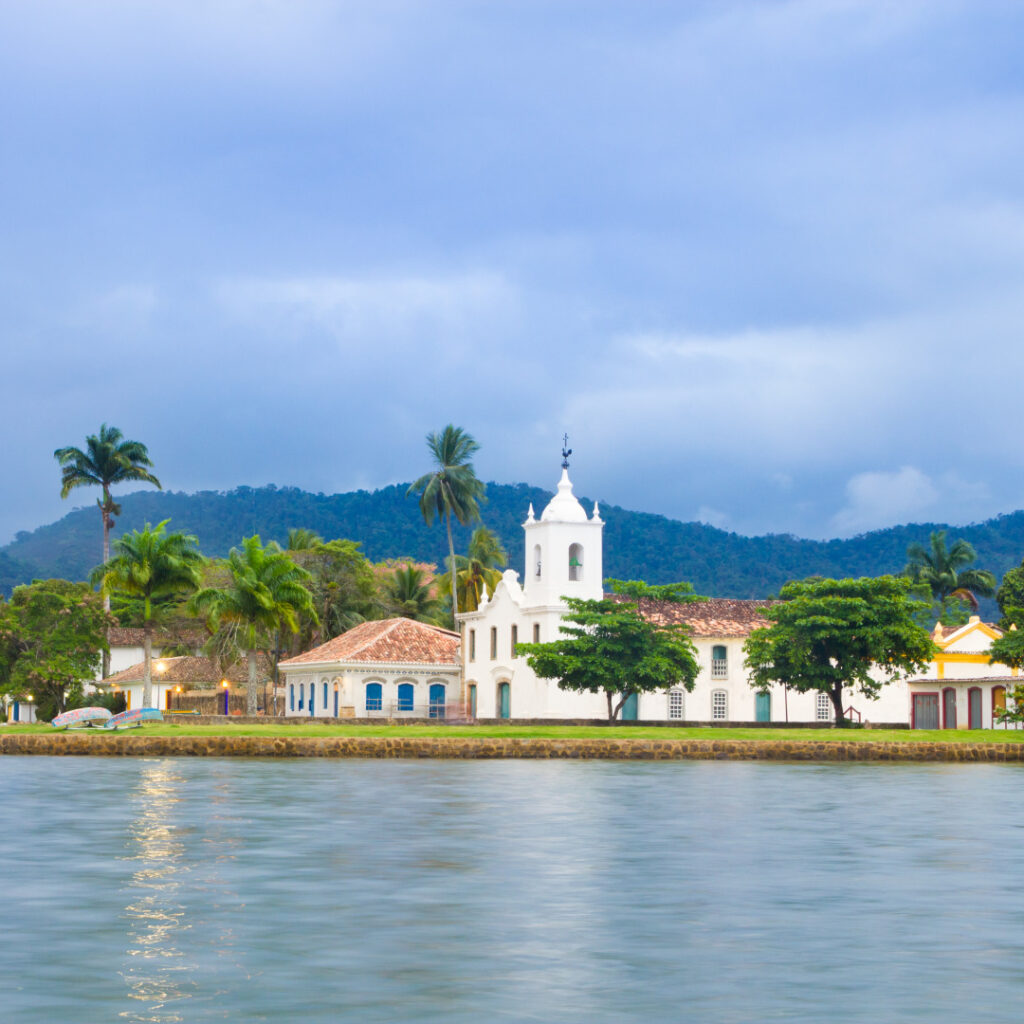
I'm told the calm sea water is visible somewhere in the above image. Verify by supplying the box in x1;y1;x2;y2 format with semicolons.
1;756;1023;1023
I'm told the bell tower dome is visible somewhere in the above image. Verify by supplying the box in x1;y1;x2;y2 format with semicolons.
522;441;604;608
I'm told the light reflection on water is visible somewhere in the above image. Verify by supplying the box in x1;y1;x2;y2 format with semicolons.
2;757;1024;1022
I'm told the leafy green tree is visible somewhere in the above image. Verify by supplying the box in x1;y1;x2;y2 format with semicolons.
286;527;323;551
383;564;444;625
744;576;935;726
0;580;110;721
54;424;161;677
996;560;1024;630
189;536;317;714
407;425;485;621
604;579;704;604
439;526;507;613
904;531;996;611
92;520;204;707
287;538;377;649
516;581;700;720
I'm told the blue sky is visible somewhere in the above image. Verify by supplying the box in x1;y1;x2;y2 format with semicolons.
3;1;1024;544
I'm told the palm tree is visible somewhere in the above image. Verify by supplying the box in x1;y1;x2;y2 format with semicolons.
407;425;485;619
55;425;161;676
904;530;997;610
286;527;323;551
440;526;507;613
189;536;318;714
92;520;204;707
384;565;443;624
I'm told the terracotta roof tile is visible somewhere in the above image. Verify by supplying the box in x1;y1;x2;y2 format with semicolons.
107;627;206;648
609;595;774;637
279;618;460;667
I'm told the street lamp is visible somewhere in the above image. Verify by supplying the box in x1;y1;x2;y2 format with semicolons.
221;679;230;716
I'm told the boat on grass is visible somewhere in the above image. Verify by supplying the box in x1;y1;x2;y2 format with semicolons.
104;708;164;730
51;707;113;729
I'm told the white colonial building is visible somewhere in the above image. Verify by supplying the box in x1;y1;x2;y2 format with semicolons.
278;618;461;719
457;464;1021;728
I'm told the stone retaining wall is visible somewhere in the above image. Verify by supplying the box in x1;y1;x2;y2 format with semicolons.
1;733;1022;762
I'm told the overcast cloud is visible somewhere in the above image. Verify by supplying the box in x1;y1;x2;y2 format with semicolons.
2;0;1022;544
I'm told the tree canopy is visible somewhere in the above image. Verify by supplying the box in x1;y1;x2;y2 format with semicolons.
0;579;110;721
516;580;700;720
189;536;317;714
744;576;936;726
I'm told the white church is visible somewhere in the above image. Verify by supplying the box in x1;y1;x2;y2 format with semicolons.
457;461;1020;727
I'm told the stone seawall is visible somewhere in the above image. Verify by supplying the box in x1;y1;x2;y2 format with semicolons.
1;734;1023;762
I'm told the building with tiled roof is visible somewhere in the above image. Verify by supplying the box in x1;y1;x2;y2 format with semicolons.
102;654;274;712
278;618;461;719
100;626;206;681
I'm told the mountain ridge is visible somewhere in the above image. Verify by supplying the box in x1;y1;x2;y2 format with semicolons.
2;482;1022;604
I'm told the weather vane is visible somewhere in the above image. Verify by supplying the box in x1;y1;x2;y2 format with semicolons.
561;433;573;470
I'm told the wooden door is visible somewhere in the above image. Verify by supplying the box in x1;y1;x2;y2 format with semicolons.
969;687;982;729
913;694;939;730
621;693;638;720
943;688;957;729
755;692;771;722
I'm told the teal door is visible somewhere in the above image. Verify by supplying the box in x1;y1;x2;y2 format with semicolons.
468;684;477;718
498;682;510;719
755;692;771;722
621;693;638;720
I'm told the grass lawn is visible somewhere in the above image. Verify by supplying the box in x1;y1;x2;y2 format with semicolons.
3;722;1024;743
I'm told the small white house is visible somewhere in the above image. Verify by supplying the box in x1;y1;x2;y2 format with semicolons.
278;618;461;718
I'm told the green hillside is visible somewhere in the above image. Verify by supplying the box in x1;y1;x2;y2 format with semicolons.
2;482;1023;604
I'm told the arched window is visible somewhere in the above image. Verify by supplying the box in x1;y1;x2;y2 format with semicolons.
668;688;685;720
289;684;295;712
568;543;583;581
333;682;339;718
711;646;728;679
816;692;832;721
308;682;315;714
534;544;542;579
298;684;304;711
398;682;414;712
711;689;727;721
323;680;328;710
429;683;446;719
365;682;383;712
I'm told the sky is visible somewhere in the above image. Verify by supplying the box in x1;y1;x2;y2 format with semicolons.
2;0;1024;545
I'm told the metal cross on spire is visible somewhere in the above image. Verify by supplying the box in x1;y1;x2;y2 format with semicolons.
561;433;573;470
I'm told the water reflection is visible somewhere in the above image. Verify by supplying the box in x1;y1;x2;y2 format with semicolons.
120;761;193;1022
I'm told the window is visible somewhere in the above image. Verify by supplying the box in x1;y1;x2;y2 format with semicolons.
490;627;497;659
397;682;414;712
429;683;446;719
534;544;542;579
469;629;476;662
323;680;328;710
511;624;518;656
668;688;685;720
568;543;583;582
816;693;831;721
298;685;304;710
712;690;727;721
365;682;383;712
289;684;295;712
711;646;728;679
533;623;540;643
308;683;314;713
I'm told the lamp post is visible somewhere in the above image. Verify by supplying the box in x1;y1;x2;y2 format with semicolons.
154;660;167;710
26;694;34;723
221;679;230;716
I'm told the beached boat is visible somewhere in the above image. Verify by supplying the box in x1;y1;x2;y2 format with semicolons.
51;707;113;729
104;708;164;730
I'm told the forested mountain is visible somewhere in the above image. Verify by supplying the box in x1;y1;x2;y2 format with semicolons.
3;482;1023;603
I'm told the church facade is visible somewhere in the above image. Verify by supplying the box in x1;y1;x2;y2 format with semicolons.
457;464;1020;726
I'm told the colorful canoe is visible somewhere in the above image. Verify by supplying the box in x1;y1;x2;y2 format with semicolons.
52;706;113;729
104;708;164;730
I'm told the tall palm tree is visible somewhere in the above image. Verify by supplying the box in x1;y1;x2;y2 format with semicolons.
92;520;204;707
55;424;161;677
904;530;997;610
384;565;444;624
440;526;507;613
407;425;485;619
54;424;162;570
286;527;323;551
189;536;317;714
